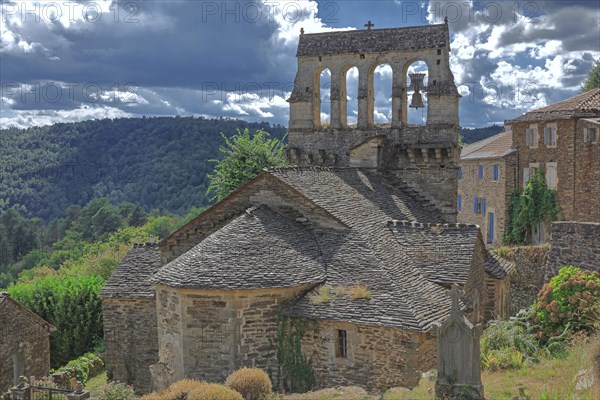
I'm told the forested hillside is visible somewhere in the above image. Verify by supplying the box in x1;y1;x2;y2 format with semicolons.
460;125;504;144
0;117;287;220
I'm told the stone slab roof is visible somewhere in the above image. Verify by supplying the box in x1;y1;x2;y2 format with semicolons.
152;167;508;331
486;253;516;279
460;131;515;160
152;206;326;289
100;244;161;298
297;24;448;57
510;88;600;122
387;220;480;285
0;292;56;331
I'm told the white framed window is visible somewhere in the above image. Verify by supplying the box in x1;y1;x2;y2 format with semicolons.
546;162;557;189
584;127;598;144
544;123;557;147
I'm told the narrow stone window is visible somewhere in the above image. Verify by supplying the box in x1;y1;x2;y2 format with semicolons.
493;164;499;181
437;49;442;55
457;194;462;211
478;164;483;180
457;166;462;180
336;329;347;358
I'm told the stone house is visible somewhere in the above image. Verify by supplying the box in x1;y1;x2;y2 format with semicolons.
458;130;517;247
99;244;161;393
102;22;514;394
0;292;55;393
507;88;600;242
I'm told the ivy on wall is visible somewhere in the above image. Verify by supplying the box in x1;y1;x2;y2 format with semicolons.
271;309;316;393
505;169;560;245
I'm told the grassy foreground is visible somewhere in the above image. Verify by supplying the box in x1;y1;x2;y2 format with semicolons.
85;336;599;400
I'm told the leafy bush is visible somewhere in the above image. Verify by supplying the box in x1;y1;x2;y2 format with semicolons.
225;367;272;400
532;266;600;338
53;352;104;384
481;319;542;370
7;275;105;367
96;382;137;400
188;384;243;400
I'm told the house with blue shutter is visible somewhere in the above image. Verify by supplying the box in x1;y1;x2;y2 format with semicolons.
458;129;517;247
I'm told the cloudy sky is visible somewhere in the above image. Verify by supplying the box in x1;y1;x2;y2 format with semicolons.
1;0;599;129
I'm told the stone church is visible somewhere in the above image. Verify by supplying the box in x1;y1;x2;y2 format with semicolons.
100;22;514;393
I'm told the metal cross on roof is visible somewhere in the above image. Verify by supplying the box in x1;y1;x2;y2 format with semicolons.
364;20;374;30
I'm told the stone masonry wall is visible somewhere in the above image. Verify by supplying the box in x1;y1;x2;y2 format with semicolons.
494;245;549;315
458;153;517;247
573;120;600;222
154;285;311;388
0;298;52;393
102;298;158;394
300;320;435;394
548;221;600;277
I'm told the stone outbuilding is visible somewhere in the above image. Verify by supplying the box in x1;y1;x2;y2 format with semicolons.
99;244;161;393
458;130;517;247
0;292;55;393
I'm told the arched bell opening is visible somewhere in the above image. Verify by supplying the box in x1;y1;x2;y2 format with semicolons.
341;66;359;128
404;60;429;125
372;64;393;127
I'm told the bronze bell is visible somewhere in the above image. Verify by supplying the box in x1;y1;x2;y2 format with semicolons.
408;72;426;109
410;91;424;109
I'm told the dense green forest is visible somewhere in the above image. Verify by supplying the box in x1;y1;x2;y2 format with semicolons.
0;117;287;221
460;125;504;144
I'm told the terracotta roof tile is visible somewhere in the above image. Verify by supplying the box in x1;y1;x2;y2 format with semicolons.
460;131;515;160
511;88;600;122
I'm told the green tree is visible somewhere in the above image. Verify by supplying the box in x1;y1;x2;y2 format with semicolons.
128;205;148;227
505;170;560;244
206;128;287;202
581;60;600;93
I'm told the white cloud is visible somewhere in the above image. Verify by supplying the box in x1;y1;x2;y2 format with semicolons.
0;105;133;129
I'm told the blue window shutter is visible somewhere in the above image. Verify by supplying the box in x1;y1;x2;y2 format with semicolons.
474;197;478;214
526;129;531;146
458;195;462;211
481;198;486;215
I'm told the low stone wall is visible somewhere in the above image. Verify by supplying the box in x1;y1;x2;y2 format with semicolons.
300;319;434;394
495;245;549;315
548;221;600;277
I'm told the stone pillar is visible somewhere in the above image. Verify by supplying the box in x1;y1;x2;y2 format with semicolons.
329;67;343;129
391;65;403;127
357;66;370;129
434;285;484;400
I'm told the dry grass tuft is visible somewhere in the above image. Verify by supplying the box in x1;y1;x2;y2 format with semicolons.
309;285;332;304
347;283;372;300
188;384;243;400
225;367;272;400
